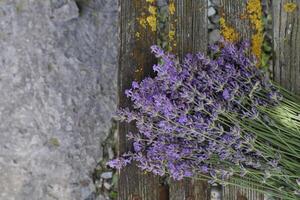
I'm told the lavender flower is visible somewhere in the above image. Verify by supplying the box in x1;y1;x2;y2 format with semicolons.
107;157;132;170
109;40;282;182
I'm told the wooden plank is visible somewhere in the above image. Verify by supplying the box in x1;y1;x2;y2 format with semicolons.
169;179;210;200
220;0;253;41
273;0;300;94
168;1;210;199
118;1;162;199
219;1;264;199
171;0;208;58
222;180;264;200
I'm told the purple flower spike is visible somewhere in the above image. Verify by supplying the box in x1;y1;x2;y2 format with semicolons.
222;89;230;100
133;141;143;152
107;157;132;170
132;81;139;89
108;40;281;182
151;45;165;58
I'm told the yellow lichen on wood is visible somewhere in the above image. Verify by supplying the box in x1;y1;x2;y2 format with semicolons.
135;32;141;38
250;32;264;65
284;2;297;13
146;1;157;32
168;2;175;15
246;0;263;66
251;32;263;63
138;17;147;29
169;30;175;42
146;15;157;32
220;17;239;42
136;1;157;32
246;0;263;31
148;5;157;15
168;0;176;51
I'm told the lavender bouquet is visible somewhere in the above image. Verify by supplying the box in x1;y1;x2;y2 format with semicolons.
109;40;300;199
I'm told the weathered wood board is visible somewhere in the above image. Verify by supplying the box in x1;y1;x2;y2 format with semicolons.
118;0;162;199
170;0;208;58
273;0;300;95
119;0;210;199
220;0;253;41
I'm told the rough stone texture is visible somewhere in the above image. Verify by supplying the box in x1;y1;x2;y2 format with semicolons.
0;0;118;199
209;29;221;44
208;7;216;17
52;0;79;23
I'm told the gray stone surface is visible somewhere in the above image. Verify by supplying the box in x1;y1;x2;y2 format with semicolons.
210;14;220;25
209;29;221;44
52;0;79;23
208;0;212;7
0;0;118;199
208;7;216;17
100;172;112;180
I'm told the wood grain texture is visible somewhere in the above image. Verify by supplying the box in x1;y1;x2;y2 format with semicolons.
168;1;210;199
220;1;263;199
220;0;253;40
169;179;210;200
118;0;161;199
222;180;264;200
273;0;300;94
171;0;208;58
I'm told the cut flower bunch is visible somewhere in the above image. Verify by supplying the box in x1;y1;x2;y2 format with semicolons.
109;40;300;199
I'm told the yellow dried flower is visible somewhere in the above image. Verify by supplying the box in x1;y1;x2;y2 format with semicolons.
147;15;157;32
284;2;297;13
220;17;239;42
168;2;175;15
148;5;157;15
